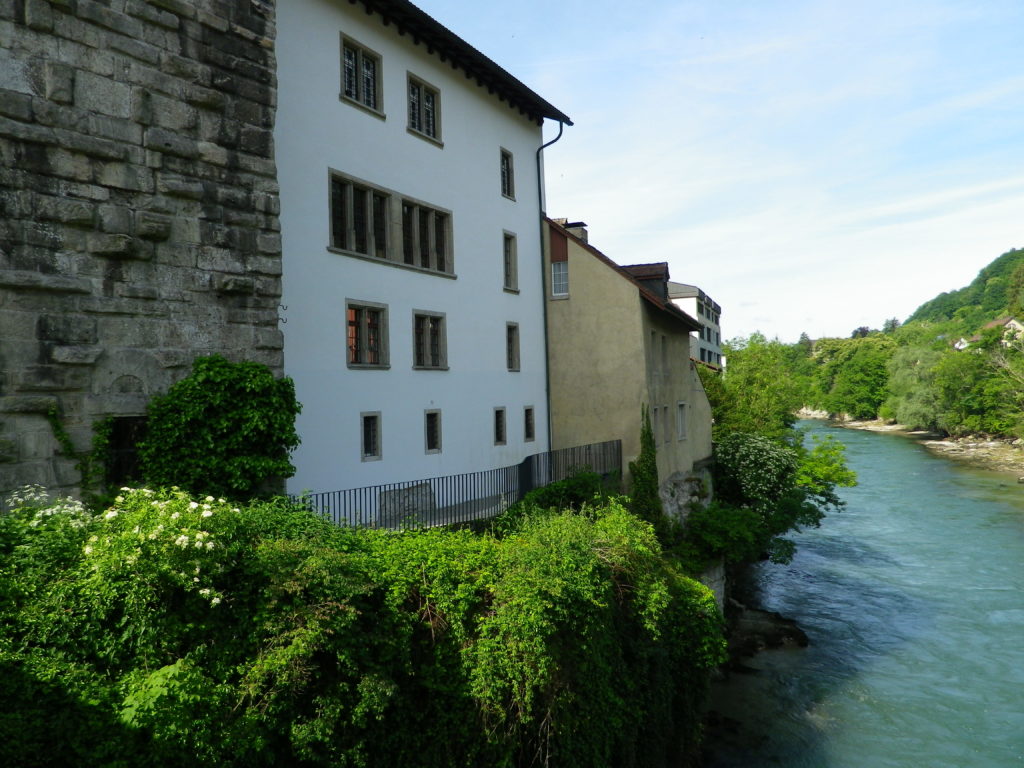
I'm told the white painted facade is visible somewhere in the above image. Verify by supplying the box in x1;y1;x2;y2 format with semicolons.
668;282;723;367
276;1;564;494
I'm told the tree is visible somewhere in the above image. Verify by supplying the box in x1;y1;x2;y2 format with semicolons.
882;317;901;334
138;356;302;498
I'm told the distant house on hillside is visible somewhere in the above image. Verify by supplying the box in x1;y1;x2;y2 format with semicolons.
542;218;713;517
275;0;572;496
955;316;1024;350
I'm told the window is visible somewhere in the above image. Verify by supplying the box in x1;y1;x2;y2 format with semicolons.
407;74;440;141
662;405;670;444
677;402;687;440
331;175;388;259
329;171;454;276
346;300;388;367
661;334;668;374
424;410;442;453
413;311;446;369
506;322;520;371
494;407;506;445
341;36;381;112
551;261;568;296
402;200;450;273
361;412;381;461
524;406;535;442
106;416;147;486
503;232;518;291
500;149;515;199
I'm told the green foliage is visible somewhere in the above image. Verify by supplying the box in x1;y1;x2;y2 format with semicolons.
487;469;615;537
812;335;896;419
0;486;725;768
138;356;301;499
627;406;666;538
700;333;807;440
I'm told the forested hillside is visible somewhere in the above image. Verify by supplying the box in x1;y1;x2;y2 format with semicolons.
907;248;1024;332
725;247;1024;439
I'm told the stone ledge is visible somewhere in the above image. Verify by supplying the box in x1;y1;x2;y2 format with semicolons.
0;271;92;293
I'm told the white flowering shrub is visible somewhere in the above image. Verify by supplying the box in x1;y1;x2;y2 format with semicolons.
714;433;799;511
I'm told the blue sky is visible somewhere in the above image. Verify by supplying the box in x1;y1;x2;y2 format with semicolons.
417;0;1024;342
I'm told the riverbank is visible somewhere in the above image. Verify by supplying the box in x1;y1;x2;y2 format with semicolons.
830;419;1024;478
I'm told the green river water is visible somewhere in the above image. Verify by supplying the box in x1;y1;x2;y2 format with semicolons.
702;420;1024;767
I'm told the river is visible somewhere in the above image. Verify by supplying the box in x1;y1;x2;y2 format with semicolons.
701;420;1024;768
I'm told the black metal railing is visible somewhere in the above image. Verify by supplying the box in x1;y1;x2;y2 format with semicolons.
296;439;621;530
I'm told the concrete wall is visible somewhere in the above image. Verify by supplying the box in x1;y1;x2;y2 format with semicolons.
276;0;551;494
0;0;284;500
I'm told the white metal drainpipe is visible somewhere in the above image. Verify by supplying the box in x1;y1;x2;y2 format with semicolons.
536;120;566;453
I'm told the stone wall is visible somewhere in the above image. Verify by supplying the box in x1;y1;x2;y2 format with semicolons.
0;0;282;500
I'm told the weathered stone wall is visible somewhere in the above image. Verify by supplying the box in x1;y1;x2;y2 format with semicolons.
0;0;282;500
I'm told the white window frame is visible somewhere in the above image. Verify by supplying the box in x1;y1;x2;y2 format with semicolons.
340;35;383;115
500;148;515;199
424;409;442;454
506;322;520;372
345;299;389;369
502;232;518;292
551;260;568;297
412;310;447;370
407;72;441;143
360;411;382;461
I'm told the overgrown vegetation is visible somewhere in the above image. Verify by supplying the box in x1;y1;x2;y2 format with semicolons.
0;484;725;768
138;355;302;498
694;336;857;565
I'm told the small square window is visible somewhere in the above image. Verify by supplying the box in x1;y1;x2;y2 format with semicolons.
506;322;520;371
524;406;535;442
503;232;518;291
413;311;447;369
361;411;382;461
500;149;515;199
346;300;389;368
408;74;441;141
341;36;382;113
425;410;442;453
494;407;506;445
551;261;568;296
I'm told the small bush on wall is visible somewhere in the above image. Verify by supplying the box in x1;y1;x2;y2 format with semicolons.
138;356;301;499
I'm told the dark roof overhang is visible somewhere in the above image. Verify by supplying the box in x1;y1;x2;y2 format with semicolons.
350;0;573;126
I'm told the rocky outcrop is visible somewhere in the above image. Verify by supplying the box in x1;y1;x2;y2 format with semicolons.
1;1;283;500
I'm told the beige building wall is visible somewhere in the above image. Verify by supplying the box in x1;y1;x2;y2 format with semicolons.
543;221;713;490
543;224;647;467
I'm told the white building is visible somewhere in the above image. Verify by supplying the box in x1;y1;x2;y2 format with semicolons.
668;282;723;367
275;0;571;497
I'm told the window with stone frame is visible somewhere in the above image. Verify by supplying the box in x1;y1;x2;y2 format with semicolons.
361;411;382;461
503;232;518;291
524;406;535;442
413;311;447;369
341;35;382;113
506;322;520;371
494;407;506;445
424;409;442;453
346;300;388;368
331;174;388;259
407;73;440;141
402;200;451;273
500;148;515;199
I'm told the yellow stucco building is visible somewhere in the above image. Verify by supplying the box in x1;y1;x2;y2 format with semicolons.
543;218;714;512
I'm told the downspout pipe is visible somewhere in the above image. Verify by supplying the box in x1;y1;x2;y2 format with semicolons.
536;120;566;453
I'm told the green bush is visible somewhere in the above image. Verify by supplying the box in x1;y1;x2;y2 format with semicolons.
1;486;725;768
138;356;301;499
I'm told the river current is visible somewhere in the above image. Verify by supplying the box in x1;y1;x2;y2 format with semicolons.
702;420;1024;767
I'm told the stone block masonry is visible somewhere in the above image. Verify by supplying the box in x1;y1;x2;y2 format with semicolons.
0;0;283;501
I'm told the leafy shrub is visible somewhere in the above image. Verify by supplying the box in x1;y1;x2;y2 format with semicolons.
0;488;725;768
138;356;301;499
487;469;613;536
